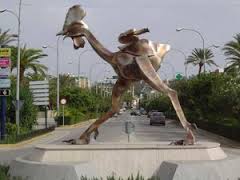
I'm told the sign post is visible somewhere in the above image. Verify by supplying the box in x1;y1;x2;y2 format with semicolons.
29;81;49;129
60;99;67;126
175;72;183;80
125;115;135;142
0;48;11;58
0;48;11;140
0;96;6;140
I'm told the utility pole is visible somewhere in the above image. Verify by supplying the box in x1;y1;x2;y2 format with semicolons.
16;0;22;134
0;45;8;140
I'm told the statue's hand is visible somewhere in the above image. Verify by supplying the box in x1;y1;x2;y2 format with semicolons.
133;28;150;36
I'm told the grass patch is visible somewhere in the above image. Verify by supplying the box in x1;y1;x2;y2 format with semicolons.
0;165;10;180
80;174;161;180
0;166;161;180
0;126;55;144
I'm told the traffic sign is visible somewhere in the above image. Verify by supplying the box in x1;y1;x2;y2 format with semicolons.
29;80;49;106
0;67;10;77
0;79;11;88
0;48;11;57
0;58;11;67
32;93;49;98
29;80;48;85
31;89;49;93
34;97;49;102
60;98;67;105
29;84;49;89
33;101;49;106
0;89;10;96
12;100;24;110
175;73;183;80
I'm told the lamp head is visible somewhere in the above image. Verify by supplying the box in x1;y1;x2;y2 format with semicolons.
0;9;7;13
213;45;220;48
176;28;184;32
11;34;18;38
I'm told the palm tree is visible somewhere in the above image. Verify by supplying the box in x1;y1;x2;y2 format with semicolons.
26;72;46;81
186;48;217;76
0;29;16;47
222;33;240;73
59;74;77;87
11;45;48;82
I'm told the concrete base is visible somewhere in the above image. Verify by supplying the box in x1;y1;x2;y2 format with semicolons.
10;142;227;179
10;159;97;180
156;157;240;180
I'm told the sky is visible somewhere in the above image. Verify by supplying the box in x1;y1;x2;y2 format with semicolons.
1;0;240;81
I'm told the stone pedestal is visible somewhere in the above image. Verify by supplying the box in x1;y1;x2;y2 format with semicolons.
10;142;228;180
157;157;240;180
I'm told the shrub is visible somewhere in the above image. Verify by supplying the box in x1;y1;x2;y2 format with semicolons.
54;86;111;125
143;73;240;127
0;165;9;180
6;123;17;136
141;93;176;119
0;126;55;144
7;78;37;130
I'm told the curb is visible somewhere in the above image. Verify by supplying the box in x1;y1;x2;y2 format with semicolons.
0;119;96;148
0;132;52;148
55;119;96;130
197;128;240;148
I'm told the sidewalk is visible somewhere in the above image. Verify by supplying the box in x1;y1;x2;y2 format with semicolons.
0;119;95;150
0;129;69;150
0;120;94;165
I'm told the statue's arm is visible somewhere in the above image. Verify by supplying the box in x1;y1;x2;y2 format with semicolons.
118;28;150;44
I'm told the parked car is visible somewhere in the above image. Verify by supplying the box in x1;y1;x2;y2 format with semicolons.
118;109;124;115
130;110;141;116
139;108;147;115
147;110;158;118
150;112;166;125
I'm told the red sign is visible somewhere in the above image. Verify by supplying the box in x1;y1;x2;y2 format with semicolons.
0;58;11;67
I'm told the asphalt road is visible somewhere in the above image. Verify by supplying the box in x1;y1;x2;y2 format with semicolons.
55;111;240;156
0;111;240;165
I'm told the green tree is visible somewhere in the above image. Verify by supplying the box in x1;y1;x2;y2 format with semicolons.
0;29;16;47
59;74;76;87
49;74;77;108
223;33;240;73
10;45;48;83
186;48;217;75
26;72;46;81
7;77;37;131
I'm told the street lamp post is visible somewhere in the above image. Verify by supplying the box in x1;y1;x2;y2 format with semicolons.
68;49;93;88
0;0;22;134
89;62;107;86
207;45;220;49
171;48;188;78
77;49;93;82
159;70;169;83
56;37;60;115
176;28;206;73
42;36;61;116
95;69;111;96
161;61;176;79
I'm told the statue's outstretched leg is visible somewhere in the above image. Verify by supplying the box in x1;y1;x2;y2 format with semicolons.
136;56;196;145
150;81;196;145
63;78;131;145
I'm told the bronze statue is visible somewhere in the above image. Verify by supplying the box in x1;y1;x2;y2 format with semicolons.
57;5;196;145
